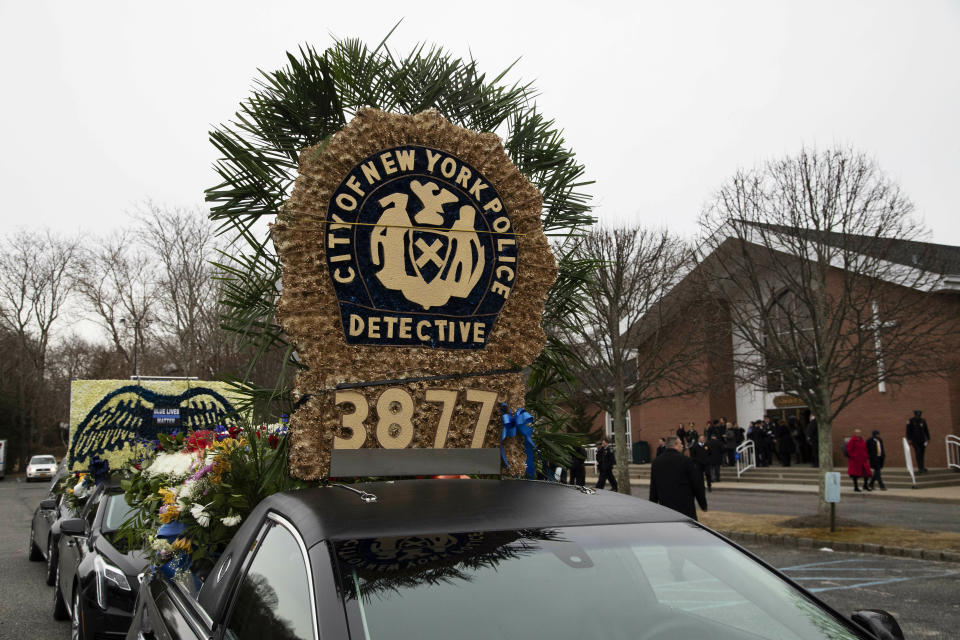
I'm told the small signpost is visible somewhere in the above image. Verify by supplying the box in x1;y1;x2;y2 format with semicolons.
824;471;841;532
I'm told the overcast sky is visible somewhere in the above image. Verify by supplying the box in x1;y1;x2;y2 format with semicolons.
2;0;958;245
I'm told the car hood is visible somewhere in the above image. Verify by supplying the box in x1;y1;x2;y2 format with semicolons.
94;534;151;581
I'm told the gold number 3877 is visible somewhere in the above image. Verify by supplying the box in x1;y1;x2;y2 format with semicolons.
333;387;498;450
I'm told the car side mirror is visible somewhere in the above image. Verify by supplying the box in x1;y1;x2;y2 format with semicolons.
59;518;87;537
851;609;904;640
39;498;58;510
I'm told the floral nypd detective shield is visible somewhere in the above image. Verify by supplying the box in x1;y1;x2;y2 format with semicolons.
272;109;557;480
327;145;517;348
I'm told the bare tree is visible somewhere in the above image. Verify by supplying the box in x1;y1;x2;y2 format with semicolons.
698;147;960;513
74;230;156;375
0;230;78;465
136;202;224;376
565;226;706;494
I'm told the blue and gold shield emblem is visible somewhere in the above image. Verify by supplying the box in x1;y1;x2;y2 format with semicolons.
326;146;518;348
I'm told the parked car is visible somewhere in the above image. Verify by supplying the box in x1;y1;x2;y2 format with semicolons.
125;479;904;640
0;438;7;479
26;454;58;482
28;460;75;584
53;481;147;639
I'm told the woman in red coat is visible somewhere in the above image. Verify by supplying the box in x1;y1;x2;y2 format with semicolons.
846;429;872;492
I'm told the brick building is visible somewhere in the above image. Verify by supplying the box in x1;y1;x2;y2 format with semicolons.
590;229;960;469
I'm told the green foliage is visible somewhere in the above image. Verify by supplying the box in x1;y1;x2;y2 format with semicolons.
116;424;307;575
206;31;594;447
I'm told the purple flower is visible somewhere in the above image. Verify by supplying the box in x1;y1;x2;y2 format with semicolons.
191;463;214;481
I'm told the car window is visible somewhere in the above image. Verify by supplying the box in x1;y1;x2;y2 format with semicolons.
102;494;134;531
224;521;313;640
83;491;102;529
333;523;860;640
30;456;56;465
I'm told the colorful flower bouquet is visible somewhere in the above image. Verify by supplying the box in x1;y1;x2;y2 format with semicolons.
117;421;306;579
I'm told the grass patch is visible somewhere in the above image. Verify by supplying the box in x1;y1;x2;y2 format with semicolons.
700;510;960;552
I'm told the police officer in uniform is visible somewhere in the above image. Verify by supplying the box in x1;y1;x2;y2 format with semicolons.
906;410;931;473
595;438;618;491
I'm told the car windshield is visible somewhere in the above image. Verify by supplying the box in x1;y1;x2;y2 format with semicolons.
333;522;861;640
102;493;135;532
30;456;56;465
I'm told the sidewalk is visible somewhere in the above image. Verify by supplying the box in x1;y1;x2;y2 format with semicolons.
621;477;960;503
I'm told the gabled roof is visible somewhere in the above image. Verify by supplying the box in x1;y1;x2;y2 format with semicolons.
744;222;960;276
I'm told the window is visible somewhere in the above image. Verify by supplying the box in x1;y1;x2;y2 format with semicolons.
225;521;314;640
334;523;859;640
83;491;102;530
604;410;632;442
764;290;817;393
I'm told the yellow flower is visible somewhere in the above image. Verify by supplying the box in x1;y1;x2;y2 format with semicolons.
158;488;177;505
158;505;180;523
171;537;192;553
67;488;74;494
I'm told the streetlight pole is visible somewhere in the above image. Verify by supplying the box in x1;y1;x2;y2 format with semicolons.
132;319;140;378
121;317;143;378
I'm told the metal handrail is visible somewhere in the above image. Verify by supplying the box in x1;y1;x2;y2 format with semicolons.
947;435;960;471
736;440;756;478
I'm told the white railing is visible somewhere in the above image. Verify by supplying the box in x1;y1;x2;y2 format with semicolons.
736;440;756;478
584;445;597;467
947;435;960;471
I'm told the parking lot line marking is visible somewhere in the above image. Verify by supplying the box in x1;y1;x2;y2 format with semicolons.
805;571;960;593
778;559;863;570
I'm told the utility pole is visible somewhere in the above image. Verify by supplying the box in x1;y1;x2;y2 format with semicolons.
121;318;144;378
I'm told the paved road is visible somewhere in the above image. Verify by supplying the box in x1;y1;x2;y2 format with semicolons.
704;487;960;532
0;477;70;640
749;544;960;640
1;476;958;639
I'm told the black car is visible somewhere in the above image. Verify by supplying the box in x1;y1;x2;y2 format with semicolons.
28;460;74;585
125;479;903;640
53;481;148;640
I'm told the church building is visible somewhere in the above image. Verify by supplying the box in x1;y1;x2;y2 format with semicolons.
593;227;960;469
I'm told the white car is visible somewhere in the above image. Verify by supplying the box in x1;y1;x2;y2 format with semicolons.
25;455;58;482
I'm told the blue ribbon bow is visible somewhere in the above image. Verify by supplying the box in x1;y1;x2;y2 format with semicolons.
88;456;111;485
500;404;536;478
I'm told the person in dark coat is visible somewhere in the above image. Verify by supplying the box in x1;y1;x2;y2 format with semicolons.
723;426;737;466
846;429;872;492
594;438;618;491
649;436;708;520
866;430;886;491
689;435;712;491
906;410;931;473
676;424;687;444
806;415;819;467
707;434;724;481
655;438;666;458
568;444;586;487
775;421;795;466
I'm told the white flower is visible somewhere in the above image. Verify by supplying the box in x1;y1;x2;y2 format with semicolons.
179;479;197;500
221;514;242;527
190;503;211;528
151;539;174;553
145;452;195;479
73;482;88;499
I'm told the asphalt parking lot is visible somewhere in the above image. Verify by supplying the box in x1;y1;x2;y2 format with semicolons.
2;476;958;639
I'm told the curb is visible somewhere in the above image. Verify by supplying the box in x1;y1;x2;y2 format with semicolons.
717;529;960;563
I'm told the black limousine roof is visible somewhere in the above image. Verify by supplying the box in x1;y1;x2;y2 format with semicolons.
197;479;690;622
258;479;687;546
